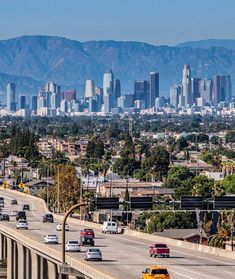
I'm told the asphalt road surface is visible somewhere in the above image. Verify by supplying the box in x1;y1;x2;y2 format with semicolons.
0;190;234;279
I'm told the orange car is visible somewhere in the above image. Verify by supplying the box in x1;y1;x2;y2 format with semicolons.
142;265;170;279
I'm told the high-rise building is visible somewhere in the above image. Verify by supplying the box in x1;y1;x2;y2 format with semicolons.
191;78;201;104
134;80;149;108
45;81;60;93
170;85;181;107
30;95;38;111
199;79;212;105
62;91;76;102
103;70;114;113
114;79;121;101
95;87;103;109
182;64;192;107
213;75;232;105
149;72;159;108
6;83;16;112
18;95;26;109
85;80;95;98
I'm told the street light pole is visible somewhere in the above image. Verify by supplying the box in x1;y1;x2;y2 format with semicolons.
57;166;60;213
61;201;87;264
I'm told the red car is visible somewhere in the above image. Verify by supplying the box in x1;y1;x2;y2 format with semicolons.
80;229;95;238
149;243;170;258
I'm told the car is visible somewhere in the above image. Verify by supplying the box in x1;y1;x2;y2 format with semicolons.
56;223;69;231
11;199;17;205
65;240;81;252
0;201;4;208
44;234;58;244
0;214;9;221
150;243;170;258
142;266;170;279
102;221;117;234
43;214;54;223
80;228;95;238
80;235;94;246
84;248;102;261
22;204;30;211
10;210;18;217
16;211;26;221
16;219;28;230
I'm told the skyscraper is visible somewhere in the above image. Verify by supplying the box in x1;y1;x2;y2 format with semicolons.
149;72;159;108
18;95;26;109
114;79;121;101
199;79;212;105
85;80;95;98
213;75;232;105
182;64;191;107
30;95;38;111
134;80;149;108
170;85;181;107
191;78;201;104
103;70;114;113
6;83;16;112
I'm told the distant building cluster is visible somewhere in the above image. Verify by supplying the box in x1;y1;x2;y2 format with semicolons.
3;64;234;116
170;64;232;108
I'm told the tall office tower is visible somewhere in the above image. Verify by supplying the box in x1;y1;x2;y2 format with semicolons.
62;90;76;102
6;83;16;112
155;97;165;109
182;64;192;107
30;95;38;111
103;70;114;113
191;78;201;104
134;80;149;108
18;95;26;109
170;85;181;107
114;79;121;100
45;81;60;93
85;80;95;98
149;72;159;108
199;79;213;105
95;87;103;109
213;75;232;105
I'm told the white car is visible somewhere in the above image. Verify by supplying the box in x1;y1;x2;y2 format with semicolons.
102;221;117;234
65;240;81;252
44;234;58;244
10;210;18;217
56;223;69;231
16;219;28;230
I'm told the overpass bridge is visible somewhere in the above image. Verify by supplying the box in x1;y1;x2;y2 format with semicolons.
0;189;235;279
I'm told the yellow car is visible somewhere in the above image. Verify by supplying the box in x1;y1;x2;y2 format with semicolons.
142;265;170;279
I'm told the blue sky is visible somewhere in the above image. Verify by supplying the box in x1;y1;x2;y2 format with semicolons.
0;0;234;45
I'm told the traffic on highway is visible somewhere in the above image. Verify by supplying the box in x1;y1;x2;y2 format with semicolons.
0;190;235;279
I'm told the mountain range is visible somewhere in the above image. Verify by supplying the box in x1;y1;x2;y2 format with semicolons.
0;36;235;98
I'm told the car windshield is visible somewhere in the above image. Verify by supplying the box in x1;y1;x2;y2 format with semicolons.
46;214;52;217
88;249;100;253
156;244;167;248
151;269;168;275
48;235;57;237
84;235;93;239
68;241;79;244
19;221;27;223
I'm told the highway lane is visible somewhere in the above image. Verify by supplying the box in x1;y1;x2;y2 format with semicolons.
1;190;235;279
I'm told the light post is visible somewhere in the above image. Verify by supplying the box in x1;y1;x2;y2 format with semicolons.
61;201;87;264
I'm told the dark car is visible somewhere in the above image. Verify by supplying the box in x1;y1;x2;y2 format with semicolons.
43;214;54;223
80;235;94;246
11;199;17;205
22;204;30;211
16;211;26;221
0;214;9;221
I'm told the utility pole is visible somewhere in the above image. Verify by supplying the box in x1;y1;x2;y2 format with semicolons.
57;166;60;213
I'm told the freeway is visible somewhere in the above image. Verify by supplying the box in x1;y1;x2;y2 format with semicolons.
0;189;235;279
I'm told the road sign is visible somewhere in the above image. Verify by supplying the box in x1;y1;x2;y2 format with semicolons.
130;197;153;209
2;181;9;189
96;197;119;210
18;182;25;190
181;197;204;209
214;196;235;209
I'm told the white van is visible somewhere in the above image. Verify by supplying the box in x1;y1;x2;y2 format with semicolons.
102;221;117;234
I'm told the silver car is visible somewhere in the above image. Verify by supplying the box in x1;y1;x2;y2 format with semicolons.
44;234;58;244
84;248;102;261
65;240;80;252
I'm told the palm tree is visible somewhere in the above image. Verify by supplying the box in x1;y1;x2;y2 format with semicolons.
209;223;231;248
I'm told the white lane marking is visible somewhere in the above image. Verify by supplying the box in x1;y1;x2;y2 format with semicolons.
169;269;195;279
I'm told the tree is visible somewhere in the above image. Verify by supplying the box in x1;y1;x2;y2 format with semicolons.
146;212;197;233
175;137;188;151
222;174;235;194
50;164;80;212
209;223;231;248
164;166;195;188
86;136;104;159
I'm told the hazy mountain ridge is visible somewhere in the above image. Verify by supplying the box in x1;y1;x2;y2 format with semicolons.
0;36;235;96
